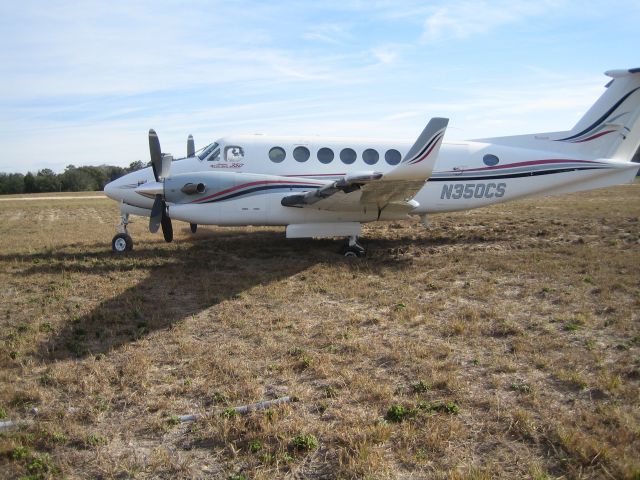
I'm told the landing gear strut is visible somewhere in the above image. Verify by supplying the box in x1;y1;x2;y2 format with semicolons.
112;207;133;253
343;235;366;257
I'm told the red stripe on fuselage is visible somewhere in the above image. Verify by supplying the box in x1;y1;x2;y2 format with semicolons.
191;180;323;204
460;158;602;173
283;173;346;177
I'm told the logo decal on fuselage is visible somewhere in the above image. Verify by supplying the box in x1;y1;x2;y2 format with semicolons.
211;163;244;169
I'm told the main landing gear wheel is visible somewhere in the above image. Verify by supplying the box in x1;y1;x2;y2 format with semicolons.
112;233;133;253
343;236;366;257
190;223;198;233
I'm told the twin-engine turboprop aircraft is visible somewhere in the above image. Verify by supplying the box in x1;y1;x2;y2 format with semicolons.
105;68;640;256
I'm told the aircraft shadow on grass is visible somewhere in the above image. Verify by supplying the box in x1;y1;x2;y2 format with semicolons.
4;228;495;362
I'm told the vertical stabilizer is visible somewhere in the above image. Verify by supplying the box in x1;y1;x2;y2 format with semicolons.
556;69;640;159
477;68;640;161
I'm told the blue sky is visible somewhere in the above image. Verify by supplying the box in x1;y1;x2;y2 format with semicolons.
0;0;638;173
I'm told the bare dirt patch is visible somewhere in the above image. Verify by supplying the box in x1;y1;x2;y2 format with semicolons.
0;185;639;479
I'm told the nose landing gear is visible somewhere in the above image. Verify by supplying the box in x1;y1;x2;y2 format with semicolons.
112;208;133;253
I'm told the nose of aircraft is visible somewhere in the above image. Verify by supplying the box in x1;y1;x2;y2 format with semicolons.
104;178;120;201
103;168;157;209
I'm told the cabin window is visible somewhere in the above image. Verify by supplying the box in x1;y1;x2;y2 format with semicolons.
340;148;357;164
483;154;500;166
225;146;244;162
362;148;379;165
317;147;334;164
293;146;310;162
269;146;286;163
385;149;401;165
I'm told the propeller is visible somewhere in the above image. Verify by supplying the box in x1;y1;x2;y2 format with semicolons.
187;134;195;157
148;129;173;242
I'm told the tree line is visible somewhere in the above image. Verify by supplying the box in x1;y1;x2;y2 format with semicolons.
0;161;147;195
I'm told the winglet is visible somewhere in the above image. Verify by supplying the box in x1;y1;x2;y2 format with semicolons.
383;117;448;181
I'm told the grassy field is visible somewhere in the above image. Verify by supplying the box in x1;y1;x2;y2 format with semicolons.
0;191;107;199
0;185;638;479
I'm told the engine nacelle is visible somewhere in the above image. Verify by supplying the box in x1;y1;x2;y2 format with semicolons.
164;171;296;205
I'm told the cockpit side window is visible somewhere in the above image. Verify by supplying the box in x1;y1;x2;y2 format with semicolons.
197;142;220;161
225;146;245;162
207;147;220;161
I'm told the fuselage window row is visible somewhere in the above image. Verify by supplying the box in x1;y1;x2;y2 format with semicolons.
267;146;402;165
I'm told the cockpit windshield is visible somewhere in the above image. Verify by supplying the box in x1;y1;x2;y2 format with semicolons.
196;142;220;161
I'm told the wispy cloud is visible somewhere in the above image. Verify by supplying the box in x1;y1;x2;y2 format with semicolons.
303;23;353;45
370;44;407;65
421;0;565;43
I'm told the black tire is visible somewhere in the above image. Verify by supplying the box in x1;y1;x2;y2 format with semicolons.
161;211;173;242
190;223;198;234
112;233;133;253
344;246;366;258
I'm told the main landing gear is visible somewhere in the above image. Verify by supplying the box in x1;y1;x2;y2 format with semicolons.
112;209;133;253
343;235;366;257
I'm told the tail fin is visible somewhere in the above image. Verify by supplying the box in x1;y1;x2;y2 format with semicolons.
478;68;640;161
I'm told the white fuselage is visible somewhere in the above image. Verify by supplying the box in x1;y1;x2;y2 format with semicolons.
105;134;638;227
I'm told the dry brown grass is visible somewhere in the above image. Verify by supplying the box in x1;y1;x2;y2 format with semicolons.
0;184;639;479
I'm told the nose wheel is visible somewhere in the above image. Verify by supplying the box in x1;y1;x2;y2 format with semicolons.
112;233;133;252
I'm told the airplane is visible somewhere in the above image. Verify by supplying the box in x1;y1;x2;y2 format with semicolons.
104;68;640;256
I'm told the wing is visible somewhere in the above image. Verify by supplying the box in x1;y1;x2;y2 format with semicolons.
281;117;448;213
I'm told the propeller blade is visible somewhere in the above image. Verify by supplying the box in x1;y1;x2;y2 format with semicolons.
161;208;173;242
187;134;195;157
149;194;163;233
159;154;172;179
149;129;162;182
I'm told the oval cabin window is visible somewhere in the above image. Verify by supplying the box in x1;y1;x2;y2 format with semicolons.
362;149;379;165
317;147;334;164
293;146;310;162
269;146;286;163
483;154;500;166
385;149;401;165
340;148;357;164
